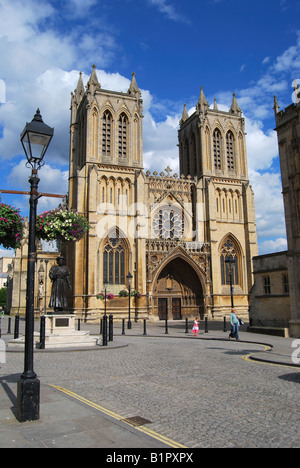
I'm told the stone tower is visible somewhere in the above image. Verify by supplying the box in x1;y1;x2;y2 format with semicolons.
178;88;258;316
274;89;300;337
68;67;145;315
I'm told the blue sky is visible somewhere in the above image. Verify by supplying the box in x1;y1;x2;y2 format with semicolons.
0;0;300;256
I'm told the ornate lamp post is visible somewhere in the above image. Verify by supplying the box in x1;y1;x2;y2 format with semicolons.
127;272;133;329
225;257;235;309
17;109;53;422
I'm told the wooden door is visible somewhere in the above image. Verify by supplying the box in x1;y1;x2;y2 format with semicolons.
158;298;167;320
172;298;181;320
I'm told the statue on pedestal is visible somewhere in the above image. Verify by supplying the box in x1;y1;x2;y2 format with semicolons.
49;256;71;314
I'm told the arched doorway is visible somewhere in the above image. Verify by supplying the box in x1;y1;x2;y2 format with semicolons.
153;257;205;320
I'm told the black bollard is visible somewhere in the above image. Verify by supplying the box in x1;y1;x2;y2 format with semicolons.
109;314;113;342
185;317;188;333
14;315;19;339
100;318;103;334
223;316;227;332
0;316;2;339
7;317;11;334
102;315;108;346
77;318;81;331
205;317;208;333
122;318;125;335
39;316;45;350
143;319;147;336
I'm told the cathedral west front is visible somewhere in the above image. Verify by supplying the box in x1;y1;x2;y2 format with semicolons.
66;66;258;321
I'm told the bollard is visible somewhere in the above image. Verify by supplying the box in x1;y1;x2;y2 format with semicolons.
122;318;125;335
205;317;208;333
0;316;1;339
223;316;227;332
78;318;81;331
102;315;108;346
100;318;103;334
7;317;11;334
14;315;19;339
143;319;147;336
39;316;45;350
109;314;113;342
185;317;188;333
165;316;168;334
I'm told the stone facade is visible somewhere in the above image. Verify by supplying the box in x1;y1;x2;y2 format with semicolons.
274;91;300;336
249;251;290;335
66;67;258;321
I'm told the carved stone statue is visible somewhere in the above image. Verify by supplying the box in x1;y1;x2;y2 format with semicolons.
49;256;71;314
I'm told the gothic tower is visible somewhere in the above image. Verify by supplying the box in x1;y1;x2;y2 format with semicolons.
178;89;258;316
67;66;145;315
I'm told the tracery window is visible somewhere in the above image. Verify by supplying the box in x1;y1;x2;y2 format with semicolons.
118;113;128;158
102;110;112;157
213;129;221;170
220;237;240;285
103;236;126;285
226;131;235;171
153;208;184;239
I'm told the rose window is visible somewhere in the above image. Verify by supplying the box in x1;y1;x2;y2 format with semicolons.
153;208;184;239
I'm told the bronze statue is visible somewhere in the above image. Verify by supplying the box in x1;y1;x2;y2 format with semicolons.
49;256;71;314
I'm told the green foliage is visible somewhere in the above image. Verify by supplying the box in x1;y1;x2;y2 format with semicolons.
0;204;24;249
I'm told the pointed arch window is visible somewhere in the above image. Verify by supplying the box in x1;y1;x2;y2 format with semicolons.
102;110;112;157
220;237;240;286
103;235;126;285
118;113;128;158
213;129;221;170
226;131;235;171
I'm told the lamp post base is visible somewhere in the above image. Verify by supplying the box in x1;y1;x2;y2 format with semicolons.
17;377;40;422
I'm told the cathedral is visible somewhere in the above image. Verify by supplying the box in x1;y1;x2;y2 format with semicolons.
66;66;258;321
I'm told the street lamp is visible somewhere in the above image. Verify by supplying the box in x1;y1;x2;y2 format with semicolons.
127;272;133;329
225;256;235;309
17;109;53;422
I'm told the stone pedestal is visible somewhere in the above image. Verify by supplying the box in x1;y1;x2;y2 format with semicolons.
8;314;98;349
43;314;98;348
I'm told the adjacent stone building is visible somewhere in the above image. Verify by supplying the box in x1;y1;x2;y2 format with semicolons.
66;67;258;321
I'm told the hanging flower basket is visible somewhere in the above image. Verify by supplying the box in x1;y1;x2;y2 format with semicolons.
97;293;114;300
131;289;141;298
36;207;90;243
119;289;129;297
119;289;141;298
0;204;24;250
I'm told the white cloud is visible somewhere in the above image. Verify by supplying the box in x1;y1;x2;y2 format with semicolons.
258;238;287;255
146;0;190;23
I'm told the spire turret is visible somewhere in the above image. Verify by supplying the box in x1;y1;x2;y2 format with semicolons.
128;72;141;96
230;93;241;115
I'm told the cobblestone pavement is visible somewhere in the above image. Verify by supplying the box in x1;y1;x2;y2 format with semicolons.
1;319;300;448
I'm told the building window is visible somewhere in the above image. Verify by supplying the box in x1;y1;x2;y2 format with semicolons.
283;274;289;294
102;110;112;157
220;237;240;285
118;113;128;158
213;129;221;170
226;131;235;171
103;236;126;285
153;208;184;239
263;276;271;295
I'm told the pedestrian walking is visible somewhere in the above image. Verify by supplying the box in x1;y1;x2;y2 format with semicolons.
229;308;239;340
192;318;200;337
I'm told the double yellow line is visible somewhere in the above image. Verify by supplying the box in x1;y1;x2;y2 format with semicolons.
50;385;186;449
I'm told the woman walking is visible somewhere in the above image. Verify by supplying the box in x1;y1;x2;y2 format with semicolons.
229;308;239;340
